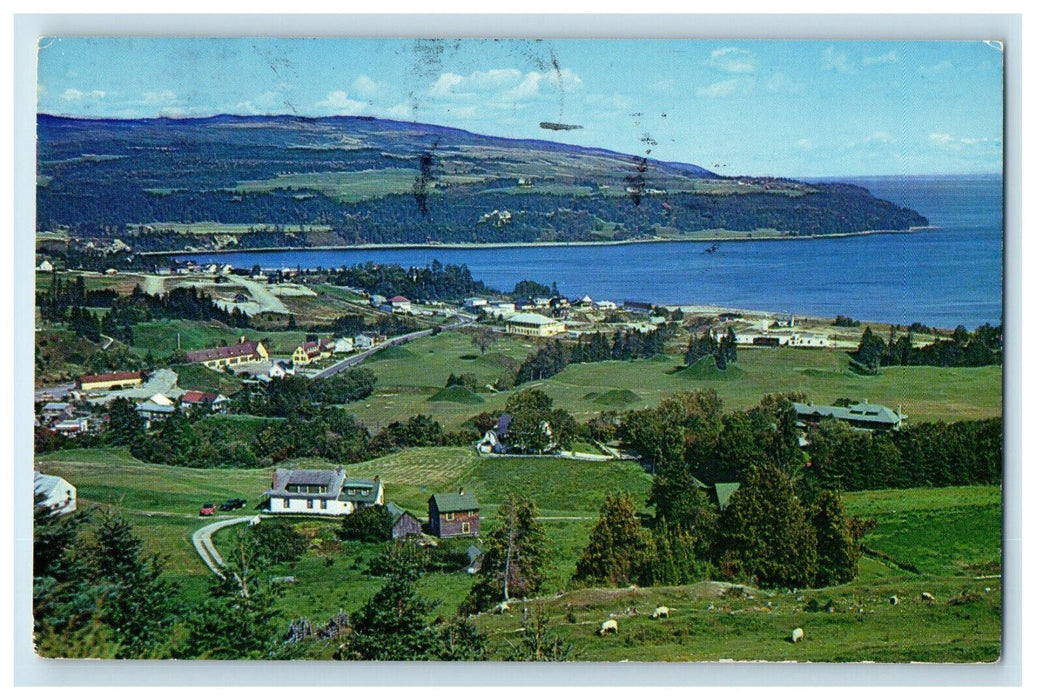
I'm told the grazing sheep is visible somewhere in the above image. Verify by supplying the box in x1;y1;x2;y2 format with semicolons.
985;587;991;594
889;595;899;605
921;592;935;603
599;619;619;636
493;602;510;615
650;606;670;620
791;628;805;643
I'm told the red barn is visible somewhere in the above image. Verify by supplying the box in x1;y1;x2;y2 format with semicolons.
428;490;479;539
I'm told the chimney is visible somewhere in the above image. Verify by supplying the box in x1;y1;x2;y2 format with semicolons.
240;335;247;344
272;472;278;489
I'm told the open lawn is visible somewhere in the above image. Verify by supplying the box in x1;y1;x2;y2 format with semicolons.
342;331;1001;430
235;169;423;203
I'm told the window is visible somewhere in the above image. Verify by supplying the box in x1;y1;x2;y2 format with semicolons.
462;522;470;534
307;499;314;509
283;498;290;508
445;512;454;521
320;500;327;510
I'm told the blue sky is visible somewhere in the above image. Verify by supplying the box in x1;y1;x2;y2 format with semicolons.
36;37;1004;177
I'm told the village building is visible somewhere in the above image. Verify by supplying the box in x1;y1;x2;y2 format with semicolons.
354;333;376;350
505;312;566;337
387;503;424;540
184;337;269;369
292;339;334;366
180;390;229;414
428;490;480;539
789;332;831;348
77;371;144;392
595;300;618;311
369;294;387;308
136;395;177;427
269;360;295;379
264;469;384;516
333;337;355;354
463;297;488;312
34;472;77;515
793;400;906;432
36;259;54;273
476;414;512;455
389;295;412;313
52;417;90;436
40;402;72;422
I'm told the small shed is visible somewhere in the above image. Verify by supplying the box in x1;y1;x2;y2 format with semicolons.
387;502;423;540
713;482;740;511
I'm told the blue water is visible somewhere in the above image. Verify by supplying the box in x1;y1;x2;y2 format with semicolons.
189;174;1003;328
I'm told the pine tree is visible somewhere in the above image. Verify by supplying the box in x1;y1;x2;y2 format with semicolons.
462;495;547;612
574;491;651;586
810;490;860;586
105;397;145;446
714;464;818;588
337;563;438;661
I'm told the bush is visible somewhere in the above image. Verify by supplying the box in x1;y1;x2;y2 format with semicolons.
339;506;394;544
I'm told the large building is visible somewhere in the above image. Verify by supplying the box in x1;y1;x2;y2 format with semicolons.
265;468;384;516
292;339;333;366
77;371;144;392
793;400;906;432
184;337;269;369
505;312;566;337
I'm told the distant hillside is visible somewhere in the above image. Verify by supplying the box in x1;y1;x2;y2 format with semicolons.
36;114;928;252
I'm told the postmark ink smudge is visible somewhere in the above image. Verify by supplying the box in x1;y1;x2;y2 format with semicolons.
540;122;583;132
625;156;648;206
413;141;438;216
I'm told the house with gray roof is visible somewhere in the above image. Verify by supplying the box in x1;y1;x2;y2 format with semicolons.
264;468;383;516
428;490;480;539
35;471;76;515
793;399;906;432
387;502;423;540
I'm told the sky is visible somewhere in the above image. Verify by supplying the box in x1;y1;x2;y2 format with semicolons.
36;37;1004;178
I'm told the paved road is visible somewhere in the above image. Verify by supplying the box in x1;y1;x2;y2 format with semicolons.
192;515;265;577
35;383;75;402
227;274;289;314
311;319;470;380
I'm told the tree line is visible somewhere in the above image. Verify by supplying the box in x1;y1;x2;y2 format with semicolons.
515;327;674;385
852;323;1002;373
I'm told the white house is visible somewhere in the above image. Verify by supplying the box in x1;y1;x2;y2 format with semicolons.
389;296;412;313
264;468;384;515
790;332;831;347
505;312;566;337
595;300;618;311
354;334;376;350
35;472;76;515
369;294;387;308
333;337;355;354
269;360;296;379
36;260;54;273
463;297;488;311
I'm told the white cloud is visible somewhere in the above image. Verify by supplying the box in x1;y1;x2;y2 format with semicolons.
706;47;755;73
928;132;998;150
315;90;368;113
428;66;582;102
919;61;954;77
142;89;178;105
795;138;813;150
696;78;753;99
61;88;83;101
585;92;631;110
763;72;800;94
651;79;675;94
821;46;854;73
429;73;467;98
863;51;898;66
352;75;380;97
866;131;895;144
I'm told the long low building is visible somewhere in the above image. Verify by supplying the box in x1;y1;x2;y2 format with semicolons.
184;337;269;369
505;312;566;337
77;371;144;392
794;400;906;431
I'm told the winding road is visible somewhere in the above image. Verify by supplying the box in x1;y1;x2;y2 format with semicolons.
191;515;265;577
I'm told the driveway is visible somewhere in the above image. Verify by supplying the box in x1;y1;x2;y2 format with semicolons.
192;515;265;577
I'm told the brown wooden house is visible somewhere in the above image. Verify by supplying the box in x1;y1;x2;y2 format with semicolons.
388;503;423;540
428;490;480;539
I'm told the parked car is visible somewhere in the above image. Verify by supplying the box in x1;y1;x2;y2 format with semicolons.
218;498;247;512
199;503;216;516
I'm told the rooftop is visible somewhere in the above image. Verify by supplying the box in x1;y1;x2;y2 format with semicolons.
793;401;904;425
507;312;561;326
430;491;479;513
184;340;261;364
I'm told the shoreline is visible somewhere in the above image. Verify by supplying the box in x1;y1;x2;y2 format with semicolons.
137;226;939;257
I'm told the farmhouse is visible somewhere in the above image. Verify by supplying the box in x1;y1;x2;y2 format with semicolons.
77;371;144;392
428;490;480;539
265;468;384;516
389;295;412;313
387;502;424;540
180;390;228;413
333;337;355;354
794;399;906;432
36;259;54;272
184;337;269;369
292;339;334;366
41;402;72;422
354;334;377;350
463;297;488;311
136;395;176;427
34;472;76;515
476;414;512;455
53;417;89;435
505;312;566;337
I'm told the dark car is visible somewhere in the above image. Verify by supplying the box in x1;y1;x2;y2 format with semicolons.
218;498;247;512
199;503;216;516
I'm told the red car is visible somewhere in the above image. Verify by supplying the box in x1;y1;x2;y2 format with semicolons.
199;503;216;516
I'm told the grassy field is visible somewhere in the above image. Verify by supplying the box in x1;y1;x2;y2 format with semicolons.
342;330;1002;431
234;169;422;203
33;444;1001;661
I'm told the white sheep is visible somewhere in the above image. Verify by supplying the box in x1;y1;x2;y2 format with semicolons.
599;619;619;636
650;605;671;620
889;595;899;605
921;592;935;603
791;627;805;643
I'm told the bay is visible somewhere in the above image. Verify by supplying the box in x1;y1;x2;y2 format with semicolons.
190;174;1003;329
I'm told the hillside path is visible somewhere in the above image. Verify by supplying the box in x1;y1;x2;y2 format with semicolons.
191;515;265;577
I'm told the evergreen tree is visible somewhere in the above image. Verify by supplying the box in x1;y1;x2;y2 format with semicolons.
337;563;439;661
462;495;547;612
810;490;860;587
105;396;145;446
714;464;818;588
573;491;651;586
504;602;575;661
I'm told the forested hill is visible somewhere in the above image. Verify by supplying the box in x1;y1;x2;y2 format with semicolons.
36;114;928;251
